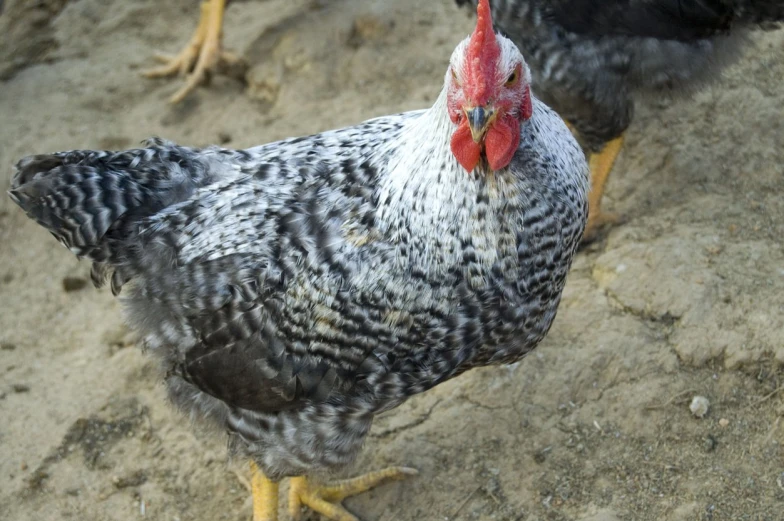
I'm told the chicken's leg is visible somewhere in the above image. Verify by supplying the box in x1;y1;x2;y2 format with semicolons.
288;467;417;521
143;0;245;103
583;135;624;242
250;461;280;521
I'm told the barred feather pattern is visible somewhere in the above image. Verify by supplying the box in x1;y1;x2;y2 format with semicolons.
455;0;784;151
9;58;587;479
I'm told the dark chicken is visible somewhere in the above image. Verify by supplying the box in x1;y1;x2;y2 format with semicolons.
9;1;587;520
456;0;784;240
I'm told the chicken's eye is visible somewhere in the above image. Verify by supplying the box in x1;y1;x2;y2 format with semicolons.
452;68;461;85
505;70;519;87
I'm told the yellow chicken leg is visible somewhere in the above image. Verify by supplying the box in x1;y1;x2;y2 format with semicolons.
251;461;280;521
288;467;418;521
143;0;245;103
583;135;624;242
561;118;625;243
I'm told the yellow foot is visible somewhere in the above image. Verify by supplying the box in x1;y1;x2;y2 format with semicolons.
142;0;246;103
582;134;625;244
288;467;418;521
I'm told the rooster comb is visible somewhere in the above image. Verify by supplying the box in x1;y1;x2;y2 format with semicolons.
465;0;500;105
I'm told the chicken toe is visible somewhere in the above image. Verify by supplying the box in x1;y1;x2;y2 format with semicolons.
142;0;245;104
288;467;418;521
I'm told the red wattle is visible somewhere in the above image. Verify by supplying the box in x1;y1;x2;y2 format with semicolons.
485;117;520;171
451;122;482;173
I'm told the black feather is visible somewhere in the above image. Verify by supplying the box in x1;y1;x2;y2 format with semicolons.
547;0;735;41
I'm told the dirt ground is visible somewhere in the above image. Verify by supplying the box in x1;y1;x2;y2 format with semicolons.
1;1;783;520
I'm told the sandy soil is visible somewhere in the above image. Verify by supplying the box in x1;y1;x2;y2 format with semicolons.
1;1;783;520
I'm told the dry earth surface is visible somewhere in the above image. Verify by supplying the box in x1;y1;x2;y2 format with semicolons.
1;1;783;520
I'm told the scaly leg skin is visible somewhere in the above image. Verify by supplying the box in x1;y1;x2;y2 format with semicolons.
582;135;625;243
288;467;418;521
142;0;244;104
251;461;280;521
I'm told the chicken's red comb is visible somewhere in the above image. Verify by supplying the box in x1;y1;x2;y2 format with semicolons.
464;0;500;106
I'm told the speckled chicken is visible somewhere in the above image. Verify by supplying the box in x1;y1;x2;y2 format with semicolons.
9;2;587;520
456;0;784;240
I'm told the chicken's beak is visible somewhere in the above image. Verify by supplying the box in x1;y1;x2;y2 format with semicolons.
465;105;497;143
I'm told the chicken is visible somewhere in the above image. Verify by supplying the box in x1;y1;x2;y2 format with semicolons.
8;1;588;520
455;0;784;241
143;0;245;103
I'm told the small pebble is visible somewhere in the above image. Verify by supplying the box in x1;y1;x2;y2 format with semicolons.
1;342;15;351
777;472;784;490
690;396;710;418
703;434;717;452
62;276;88;292
718;418;729;428
12;384;30;393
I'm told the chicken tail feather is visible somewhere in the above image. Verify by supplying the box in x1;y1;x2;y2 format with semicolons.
9;138;215;292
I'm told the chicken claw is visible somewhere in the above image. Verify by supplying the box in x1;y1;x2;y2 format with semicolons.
288;467;418;521
142;0;245;104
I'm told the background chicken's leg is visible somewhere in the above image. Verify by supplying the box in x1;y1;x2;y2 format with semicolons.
143;0;243;103
288;467;417;521
583;135;624;242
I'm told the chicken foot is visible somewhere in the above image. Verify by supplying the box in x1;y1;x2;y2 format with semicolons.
143;0;245;104
288;467;418;521
247;462;416;521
